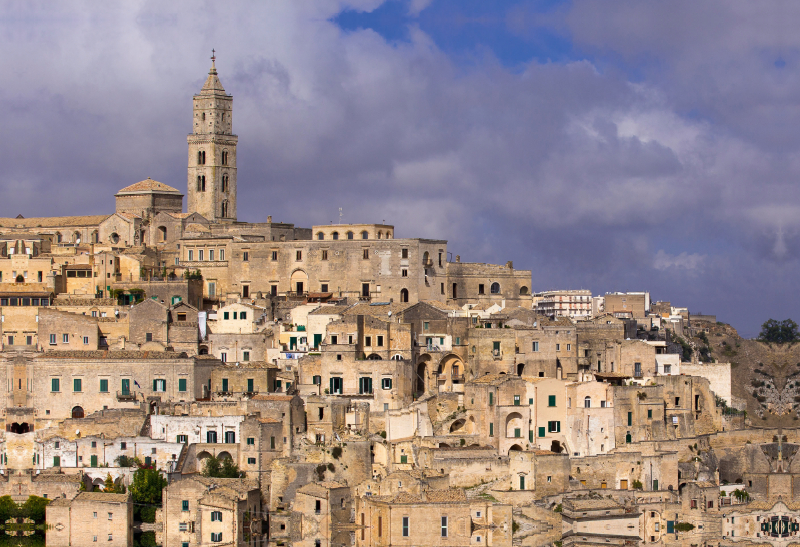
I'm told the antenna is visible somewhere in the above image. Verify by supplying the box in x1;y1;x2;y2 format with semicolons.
339;207;343;224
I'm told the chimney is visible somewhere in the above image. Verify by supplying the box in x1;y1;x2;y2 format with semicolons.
455;255;460;263
506;261;513;269
267;215;272;223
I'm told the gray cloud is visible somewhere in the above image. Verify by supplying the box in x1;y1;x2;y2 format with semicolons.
2;1;799;337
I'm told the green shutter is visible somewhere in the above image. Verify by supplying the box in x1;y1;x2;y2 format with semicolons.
400;455;407;464
648;409;652;418
520;476;525;490
539;426;545;437
270;436;275;449
178;378;187;392
628;412;632;426
247;379;254;392
548;395;556;407
489;423;494;437
515;428;521;438
222;379;228;392
51;378;59;392
73;378;81;392
99;379;108;393
529;398;533;405
514;395;520;406
121;379;130;395
152;379;157;391
489;392;493;406
330;377;334;394
529;430;533;442
53;456;60;467
90;455;97;467
653;479;658;491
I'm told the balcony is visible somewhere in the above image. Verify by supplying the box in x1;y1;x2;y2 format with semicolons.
116;391;136;401
492;349;503;360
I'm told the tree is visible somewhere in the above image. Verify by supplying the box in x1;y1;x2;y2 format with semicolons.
733;488;750;503
103;473;125;494
758;319;799;344
202;455;242;478
0;496;18;522
21;496;50;523
129;467;167;523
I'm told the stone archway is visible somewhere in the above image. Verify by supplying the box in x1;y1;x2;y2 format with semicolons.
290;269;309;295
71;406;84;419
415;362;427;395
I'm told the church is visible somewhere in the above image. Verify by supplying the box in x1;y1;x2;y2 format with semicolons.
0;57;532;310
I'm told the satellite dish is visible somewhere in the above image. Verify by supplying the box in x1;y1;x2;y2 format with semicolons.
388;311;392;317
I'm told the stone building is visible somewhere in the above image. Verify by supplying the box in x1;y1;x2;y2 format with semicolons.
46;491;133;547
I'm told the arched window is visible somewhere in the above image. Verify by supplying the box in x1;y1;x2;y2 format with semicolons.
222;150;228;165
584;396;591;408
490;282;500;294
377;231;383;239
201;112;206;121
400;288;409;303
110;233;119;244
71;406;84;419
197;176;206;192
158;226;167;242
346;231;354;240
332;232;339;240
221;201;228;218
198;150;206;165
56;233;63;243
519;286;529;295
222;174;228;192
386;231;392;239
72;232;81;243
361;231;369;239
317;232;324;240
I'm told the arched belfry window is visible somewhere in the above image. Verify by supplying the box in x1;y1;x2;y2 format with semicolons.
490;282;500;294
332;232;339;240
198;150;206;165
222;174;229;192
361;231;368;239
197;176;206;192
222;151;228;165
221;201;228;218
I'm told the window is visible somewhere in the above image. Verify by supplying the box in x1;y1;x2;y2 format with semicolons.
489;423;494;436
548;395;556;407
363;248;369;259
120;442;127;449
271;251;277;261
489;392;493;406
377;335;384;347
313;375;322;385
53;456;60;467
211;532;222;542
365;336;372;346
49;334;56;345
73;378;82;392
547;421;561;433
271;436;276;449
648;409;652;419
198;249;204;261
321;250;328;261
51;378;60;392
441;516;448;537
627;412;632;426
219;249;224;261
243;351;250;362
295;250;302;261
359;377;373;394
188;250;194;261
538;426;545;437
321;283;328;293
566;344;571;351
209;249;214;261
478;284;485;294
423;322;429;330
177;435;187;444
584;397;591;408
146;333;153;342
490;282;500;294
382;378;392;390
62;333;69;344
248;457;256;464
401;268;408;277
556;343;560;351
99;379;108;393
225;431;235;444
514;395;520;406
153;379;166;392
220;352;227;363
178;378;187;392
402;516;410;537
243;251;249;262
532;341;539;352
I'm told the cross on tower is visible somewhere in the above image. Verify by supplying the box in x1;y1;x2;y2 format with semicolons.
211;48;216;62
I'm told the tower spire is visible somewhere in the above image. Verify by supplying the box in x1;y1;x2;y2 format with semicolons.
210;49;217;74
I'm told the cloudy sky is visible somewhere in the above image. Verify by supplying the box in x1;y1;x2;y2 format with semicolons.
2;0;798;337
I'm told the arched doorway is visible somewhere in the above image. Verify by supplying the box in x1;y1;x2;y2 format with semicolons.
505;412;524;438
400;288;409;303
509;444;523;453
290;269;308;295
71;406;84;419
517;363;525;376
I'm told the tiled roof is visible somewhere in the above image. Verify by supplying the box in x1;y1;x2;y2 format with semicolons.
117;178;181;194
565;498;621;510
0;215;111;228
33;473;83;483
341;302;412;318
386;489;468;504
73;492;129;503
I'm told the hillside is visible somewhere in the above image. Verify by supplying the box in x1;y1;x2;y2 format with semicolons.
683;321;800;427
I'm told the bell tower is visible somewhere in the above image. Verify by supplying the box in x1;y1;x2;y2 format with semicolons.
187;52;237;222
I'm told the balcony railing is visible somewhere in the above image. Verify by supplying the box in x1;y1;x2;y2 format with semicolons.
116;391;136;401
